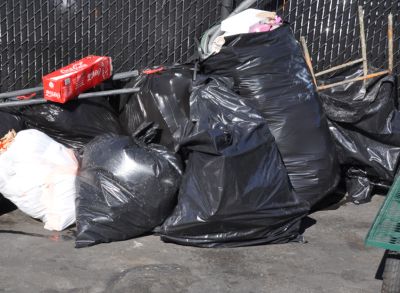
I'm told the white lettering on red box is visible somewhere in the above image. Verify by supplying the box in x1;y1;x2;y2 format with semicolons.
45;90;61;99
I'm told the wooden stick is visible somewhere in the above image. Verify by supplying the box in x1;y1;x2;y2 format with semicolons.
358;6;368;85
388;13;394;73
315;58;364;77
317;70;389;91
300;36;317;87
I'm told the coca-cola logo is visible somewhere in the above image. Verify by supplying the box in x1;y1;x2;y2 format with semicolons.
60;61;88;74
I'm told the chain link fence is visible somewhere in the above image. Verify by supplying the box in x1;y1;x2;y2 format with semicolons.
248;0;399;76
0;0;398;92
0;0;221;92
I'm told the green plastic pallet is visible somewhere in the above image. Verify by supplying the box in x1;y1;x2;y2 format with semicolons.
365;174;400;251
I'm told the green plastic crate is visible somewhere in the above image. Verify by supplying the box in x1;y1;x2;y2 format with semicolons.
365;175;400;251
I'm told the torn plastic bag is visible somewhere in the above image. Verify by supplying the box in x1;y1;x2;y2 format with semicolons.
20;98;123;150
158;78;309;248
0;129;77;231
0;110;23;137
201;24;340;208
319;67;400;203
119;65;193;150
75;127;182;248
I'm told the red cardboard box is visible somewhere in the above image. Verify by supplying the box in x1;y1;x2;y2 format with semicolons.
43;56;112;103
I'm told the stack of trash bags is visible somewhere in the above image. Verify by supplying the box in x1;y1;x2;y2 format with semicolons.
1;19;399;249
0;69;311;248
0;124;184;247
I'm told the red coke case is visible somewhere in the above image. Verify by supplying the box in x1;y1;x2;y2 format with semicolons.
42;56;112;104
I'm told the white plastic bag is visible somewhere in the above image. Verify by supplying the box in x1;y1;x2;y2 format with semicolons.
221;9;276;36
0;129;78;231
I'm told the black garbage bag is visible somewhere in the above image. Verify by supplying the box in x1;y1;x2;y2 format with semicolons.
75;127;183;248
119;65;193;150
202;24;340;208
158;78;309;248
0;110;24;136
20;98;123;150
0;193;17;215
319;67;400;203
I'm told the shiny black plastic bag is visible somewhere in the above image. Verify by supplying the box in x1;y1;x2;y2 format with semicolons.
319;67;400;203
119;65;193;150
20;98;123;150
0;110;23;136
0;193;16;215
75;129;182;248
202;25;339;208
158;78;309;248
